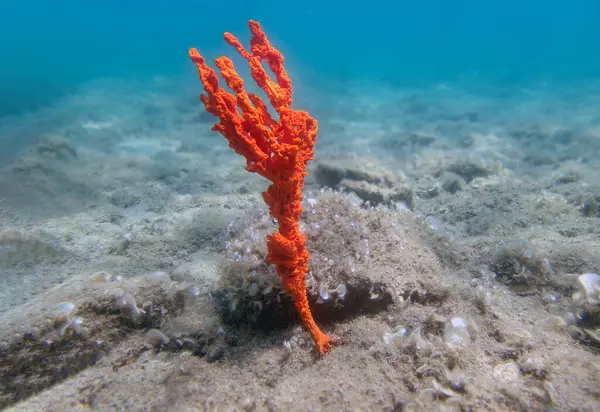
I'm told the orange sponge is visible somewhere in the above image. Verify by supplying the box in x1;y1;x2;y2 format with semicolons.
189;20;335;354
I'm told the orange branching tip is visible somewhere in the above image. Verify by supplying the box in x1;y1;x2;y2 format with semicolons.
189;20;335;355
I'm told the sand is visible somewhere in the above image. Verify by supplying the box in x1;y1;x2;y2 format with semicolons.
0;78;599;411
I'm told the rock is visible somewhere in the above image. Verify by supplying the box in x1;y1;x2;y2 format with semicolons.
553;170;581;185
552;128;575;144
35;137;77;160
108;189;141;208
509;124;548;143
409;132;437;147
0;273;214;408
444;160;490;184
206;346;226;362
217;190;444;331
441;172;466;193
314;159;394;188
340;179;414;208
313;159;414;208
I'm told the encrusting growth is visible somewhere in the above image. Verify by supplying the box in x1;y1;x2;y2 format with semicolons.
189;20;336;354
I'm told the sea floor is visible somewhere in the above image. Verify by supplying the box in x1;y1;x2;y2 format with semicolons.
0;77;599;411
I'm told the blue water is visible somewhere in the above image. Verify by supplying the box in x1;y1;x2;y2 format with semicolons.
1;0;599;118
2;3;600;408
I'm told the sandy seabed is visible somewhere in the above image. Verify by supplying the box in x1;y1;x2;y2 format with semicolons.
0;78;599;411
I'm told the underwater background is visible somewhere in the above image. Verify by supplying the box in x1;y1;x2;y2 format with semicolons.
1;1;600;410
2;0;600;119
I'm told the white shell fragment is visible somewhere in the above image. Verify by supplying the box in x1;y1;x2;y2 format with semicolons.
493;362;520;383
120;293;145;318
69;317;86;336
333;283;347;300
90;271;121;283
52;302;76;336
318;283;347;302
319;284;330;301
147;271;172;288
443;317;471;347
51;302;87;337
407;327;433;351
145;329;169;348
54;302;75;318
383;326;408;345
573;273;600;307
